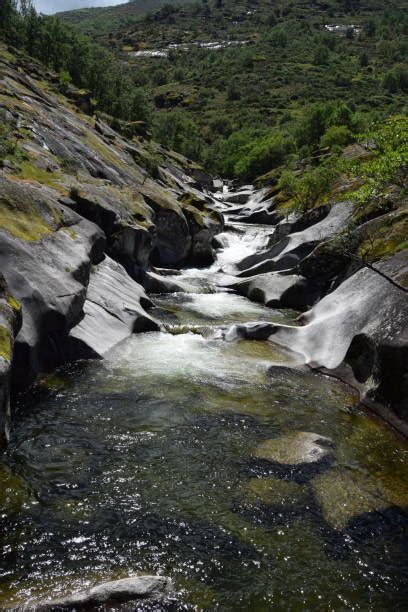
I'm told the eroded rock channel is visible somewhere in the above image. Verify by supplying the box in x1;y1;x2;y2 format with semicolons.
0;185;407;610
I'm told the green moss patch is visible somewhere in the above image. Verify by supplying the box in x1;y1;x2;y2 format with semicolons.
0;325;12;362
359;210;408;261
17;161;61;188
6;295;21;312
0;198;54;241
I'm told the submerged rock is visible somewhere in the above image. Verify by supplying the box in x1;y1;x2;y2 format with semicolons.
254;432;333;466
311;468;402;532
242;476;310;509
236;476;312;526
38;575;173;610
248;432;333;483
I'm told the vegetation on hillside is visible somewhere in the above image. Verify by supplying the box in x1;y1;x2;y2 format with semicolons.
1;0;407;184
0;0;150;123
60;0;407;180
274;114;407;265
56;0;193;32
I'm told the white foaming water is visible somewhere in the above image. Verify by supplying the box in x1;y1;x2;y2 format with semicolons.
105;332;272;387
154;223;272;292
213;225;271;274
167;292;276;321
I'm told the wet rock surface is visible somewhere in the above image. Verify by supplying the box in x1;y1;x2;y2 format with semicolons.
219;186;408;424
249;432;334;482
68;256;159;359
0;274;21;448
254;432;333;466
38;575;173;610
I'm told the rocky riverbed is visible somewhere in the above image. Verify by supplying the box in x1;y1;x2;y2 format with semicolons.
0;45;408;610
0;181;408;610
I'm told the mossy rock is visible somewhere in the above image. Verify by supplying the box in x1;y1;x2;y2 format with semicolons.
0;197;54;242
358;209;408;261
0;176;64;241
0;324;12;362
37;373;71;393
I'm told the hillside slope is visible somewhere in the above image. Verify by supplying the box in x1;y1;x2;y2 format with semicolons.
60;0;408;178
58;0;193;33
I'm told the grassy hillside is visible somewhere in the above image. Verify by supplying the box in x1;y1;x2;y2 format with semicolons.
60;0;407;179
58;0;194;33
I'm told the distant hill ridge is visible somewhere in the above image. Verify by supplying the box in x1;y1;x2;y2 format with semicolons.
58;0;194;32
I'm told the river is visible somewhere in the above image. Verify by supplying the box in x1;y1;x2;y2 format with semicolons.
0;190;407;610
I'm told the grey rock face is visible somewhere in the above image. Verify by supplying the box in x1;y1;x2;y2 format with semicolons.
236;201;354;276
0;275;21;448
226;251;408;422
0;177;106;385
38;575;173;610
228;271;319;309
68;256;158;359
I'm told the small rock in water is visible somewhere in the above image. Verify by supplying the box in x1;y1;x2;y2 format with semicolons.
254;432;333;466
38;575;173;610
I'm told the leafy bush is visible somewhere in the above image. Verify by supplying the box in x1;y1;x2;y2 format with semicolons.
320;125;354;149
152;111;202;160
234;133;294;181
278;166;337;213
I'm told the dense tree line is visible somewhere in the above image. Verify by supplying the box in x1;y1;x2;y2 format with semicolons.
0;0;150;123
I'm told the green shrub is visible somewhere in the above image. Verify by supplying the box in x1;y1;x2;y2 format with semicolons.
234;133;294;181
320;125;354;148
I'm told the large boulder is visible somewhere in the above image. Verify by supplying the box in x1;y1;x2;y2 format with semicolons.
0;176;105;384
235;201;353;276
38;575;173;610
68;256;158;359
226;251;408;426
228;271;319;310
66;183;154;281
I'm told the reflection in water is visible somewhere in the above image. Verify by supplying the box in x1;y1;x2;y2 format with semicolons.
0;220;407;610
